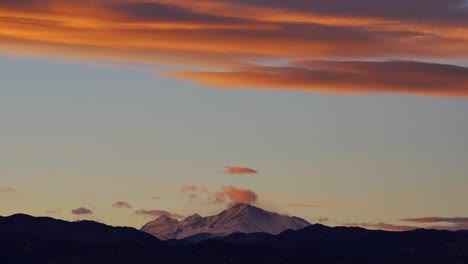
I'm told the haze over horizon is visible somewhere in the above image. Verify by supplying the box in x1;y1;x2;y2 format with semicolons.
1;0;467;233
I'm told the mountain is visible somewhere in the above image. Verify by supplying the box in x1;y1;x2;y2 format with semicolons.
141;203;310;240
1;213;468;263
0;214;166;264
221;224;468;263
0;213;162;247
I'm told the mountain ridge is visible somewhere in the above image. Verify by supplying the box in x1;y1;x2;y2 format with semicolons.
1;213;468;263
0;213;162;247
141;203;311;240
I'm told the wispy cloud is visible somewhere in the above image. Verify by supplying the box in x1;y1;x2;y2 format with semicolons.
401;217;468;231
133;209;184;219
181;185;209;193
0;187;16;194
0;0;466;97
71;207;93;215
317;217;329;223
345;222;417;232
345;217;468;231
80;193;96;197
259;192;350;209
286;203;320;208
173;60;468;97
182;185;259;206
112;201;133;209
224;166;258;175
401;217;468;223
426;223;468;231
46;208;63;214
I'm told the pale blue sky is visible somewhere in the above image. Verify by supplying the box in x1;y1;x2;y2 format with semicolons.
1;54;467;228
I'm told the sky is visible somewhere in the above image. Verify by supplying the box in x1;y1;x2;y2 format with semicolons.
0;0;468;231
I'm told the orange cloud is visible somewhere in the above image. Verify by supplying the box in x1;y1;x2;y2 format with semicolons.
222;186;258;205
224;166;258;175
181;185;258;206
0;0;467;97
173;60;468;97
112;201;133;209
71;207;93;215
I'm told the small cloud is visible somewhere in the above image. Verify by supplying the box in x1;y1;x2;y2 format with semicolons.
71;207;93;215
0;187;16;194
189;193;200;200
133;209;184;219
181;185;209;193
214;191;226;204
181;185;210;204
112;201;133;209
222;185;258;205
224;166;258;175
318;217;329;223
148;196;160;200
46;208;63;214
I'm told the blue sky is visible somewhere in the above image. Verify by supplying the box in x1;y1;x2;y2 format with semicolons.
0;0;467;231
1;55;467;228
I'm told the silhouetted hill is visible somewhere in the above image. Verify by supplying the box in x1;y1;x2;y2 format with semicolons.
0;214;162;246
222;224;468;263
1;214;468;264
0;214;167;264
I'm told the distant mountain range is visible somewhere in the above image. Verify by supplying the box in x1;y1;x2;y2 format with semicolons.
1;209;468;263
141;203;310;241
0;213;161;247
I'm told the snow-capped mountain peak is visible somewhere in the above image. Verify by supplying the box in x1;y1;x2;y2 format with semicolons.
140;215;179;240
183;213;202;223
141;203;310;241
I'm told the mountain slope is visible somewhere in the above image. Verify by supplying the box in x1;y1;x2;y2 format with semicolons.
0;213;162;247
1;214;468;263
141;203;310;240
221;224;468;262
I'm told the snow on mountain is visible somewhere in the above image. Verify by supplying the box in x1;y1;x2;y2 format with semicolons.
141;203;310;240
140;215;179;240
